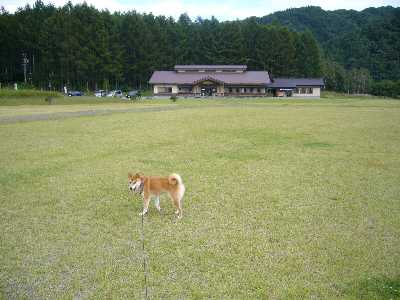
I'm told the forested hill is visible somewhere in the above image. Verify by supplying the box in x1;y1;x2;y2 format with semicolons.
255;6;400;81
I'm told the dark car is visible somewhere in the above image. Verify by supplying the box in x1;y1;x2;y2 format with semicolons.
68;91;83;97
126;90;141;99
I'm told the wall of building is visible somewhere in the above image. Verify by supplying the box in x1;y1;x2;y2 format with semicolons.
193;85;201;94
293;87;321;97
153;85;178;94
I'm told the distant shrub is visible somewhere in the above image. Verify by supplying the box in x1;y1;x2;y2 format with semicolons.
170;95;178;102
140;90;153;96
45;96;55;104
0;88;61;98
370;80;400;98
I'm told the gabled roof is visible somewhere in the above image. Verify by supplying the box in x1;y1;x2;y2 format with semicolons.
192;76;225;85
268;78;325;88
149;71;271;85
174;65;247;71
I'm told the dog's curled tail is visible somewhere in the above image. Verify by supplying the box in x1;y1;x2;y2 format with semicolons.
168;173;183;185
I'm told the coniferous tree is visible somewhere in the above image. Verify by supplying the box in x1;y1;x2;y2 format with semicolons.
294;31;323;77
241;18;259;69
217;21;246;64
200;17;220;65
323;60;346;92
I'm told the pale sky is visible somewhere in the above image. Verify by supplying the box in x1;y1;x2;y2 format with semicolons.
2;0;399;20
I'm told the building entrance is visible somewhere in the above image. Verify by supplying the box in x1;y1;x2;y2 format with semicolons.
200;85;217;96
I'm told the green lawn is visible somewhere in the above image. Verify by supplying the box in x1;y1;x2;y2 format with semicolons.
1;96;399;298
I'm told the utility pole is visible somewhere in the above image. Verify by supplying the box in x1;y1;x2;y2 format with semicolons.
32;54;35;83
22;53;29;84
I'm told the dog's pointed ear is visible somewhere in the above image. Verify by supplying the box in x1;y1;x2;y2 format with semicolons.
128;172;133;178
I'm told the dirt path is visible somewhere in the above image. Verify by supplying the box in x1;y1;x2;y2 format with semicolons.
0;103;276;124
0;105;189;124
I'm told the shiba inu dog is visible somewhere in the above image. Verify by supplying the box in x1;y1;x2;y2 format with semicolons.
128;173;185;218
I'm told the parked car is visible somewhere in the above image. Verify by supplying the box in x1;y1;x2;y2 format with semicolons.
106;90;123;97
126;90;141;99
94;90;106;97
68;91;83;96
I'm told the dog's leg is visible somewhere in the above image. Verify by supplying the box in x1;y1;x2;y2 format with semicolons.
171;193;183;219
140;196;151;216
168;192;182;219
154;196;161;212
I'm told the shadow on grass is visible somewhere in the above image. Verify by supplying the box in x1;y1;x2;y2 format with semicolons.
343;276;400;299
303;142;334;149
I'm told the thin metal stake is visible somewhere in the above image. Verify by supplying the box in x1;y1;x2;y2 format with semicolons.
141;213;149;299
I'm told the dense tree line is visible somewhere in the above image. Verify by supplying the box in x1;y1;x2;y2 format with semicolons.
1;2;399;97
0;1;323;91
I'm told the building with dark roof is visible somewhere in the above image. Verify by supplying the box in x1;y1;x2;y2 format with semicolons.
149;65;324;97
269;78;325;97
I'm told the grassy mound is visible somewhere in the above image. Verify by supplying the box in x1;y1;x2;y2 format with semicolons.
0;88;61;98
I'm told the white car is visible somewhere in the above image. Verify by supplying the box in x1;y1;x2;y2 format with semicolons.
106;90;123;97
94;90;106;97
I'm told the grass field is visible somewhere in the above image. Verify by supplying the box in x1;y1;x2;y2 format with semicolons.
1;96;400;299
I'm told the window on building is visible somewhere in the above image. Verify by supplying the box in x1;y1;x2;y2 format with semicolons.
236;88;240;93
307;88;313;94
300;88;307;94
178;87;192;93
159;87;172;93
257;88;261;93
229;88;232;93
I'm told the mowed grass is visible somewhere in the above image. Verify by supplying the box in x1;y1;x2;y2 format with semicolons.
0;97;400;298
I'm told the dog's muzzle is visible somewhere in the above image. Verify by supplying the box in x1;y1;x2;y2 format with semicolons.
129;180;144;194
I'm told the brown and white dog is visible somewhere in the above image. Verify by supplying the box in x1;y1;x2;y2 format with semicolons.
128;172;185;218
